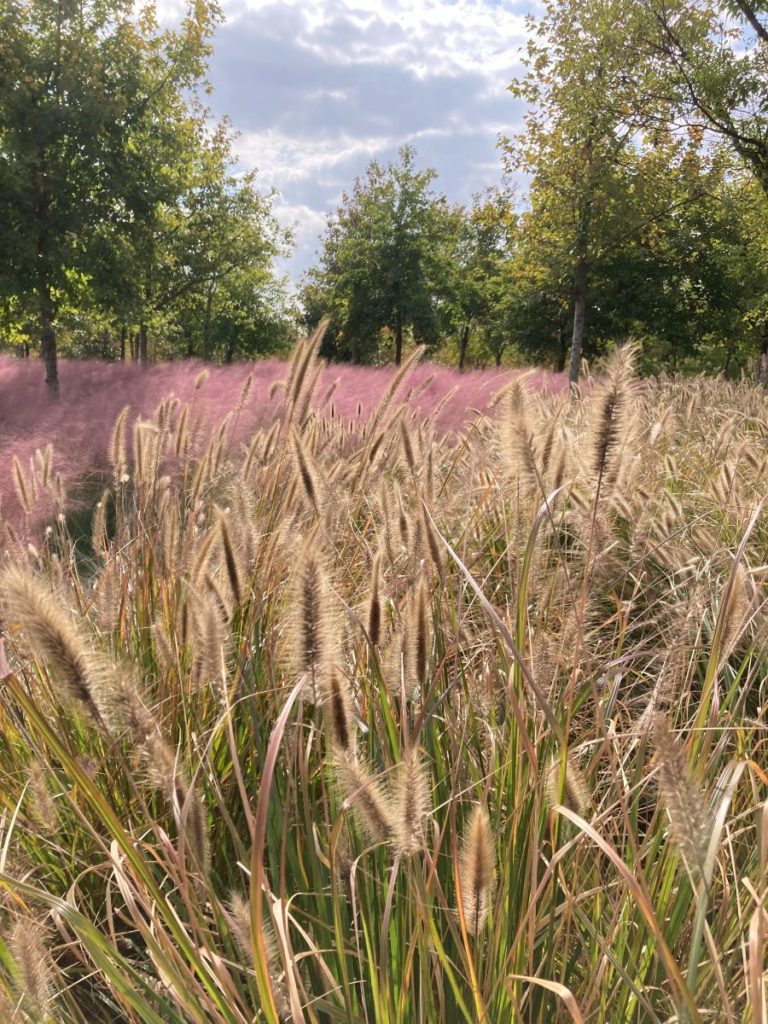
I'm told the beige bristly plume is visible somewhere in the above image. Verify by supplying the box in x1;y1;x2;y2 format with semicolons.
108;404;130;483
458;804;495;935
367;552;383;648
652;715;711;874
6;916;53;1017
544;754;592;818
1;566;104;726
321;665;355;755
334;752;393;844
392;747;430;856
291;537;334;698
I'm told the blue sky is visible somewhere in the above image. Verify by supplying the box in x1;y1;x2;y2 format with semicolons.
159;0;532;284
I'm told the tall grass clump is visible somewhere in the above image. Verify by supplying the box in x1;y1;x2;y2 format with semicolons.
0;341;767;1022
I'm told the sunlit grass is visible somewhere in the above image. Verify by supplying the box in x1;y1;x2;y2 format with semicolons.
0;336;767;1023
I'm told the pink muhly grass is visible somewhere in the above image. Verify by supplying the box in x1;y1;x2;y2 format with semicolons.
0;355;564;532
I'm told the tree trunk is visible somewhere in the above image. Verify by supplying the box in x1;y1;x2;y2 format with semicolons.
495;348;503;368
119;325;127;362
184;325;194;358
722;349;733;380
458;322;470;370
139;323;148;366
759;330;768;389
394;315;403;366
202;280;215;360
225;325;239;364
569;257;588;385
40;287;58;394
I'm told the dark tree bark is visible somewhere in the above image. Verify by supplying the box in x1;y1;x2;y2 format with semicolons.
202;280;215;360
225;325;239;364
458;322;471;370
394;314;404;366
759;329;768;389
119;325;127;362
40;286;58;394
569;256;588;385
139;323;148;366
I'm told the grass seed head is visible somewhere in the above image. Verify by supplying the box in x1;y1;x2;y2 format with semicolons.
458;803;495;935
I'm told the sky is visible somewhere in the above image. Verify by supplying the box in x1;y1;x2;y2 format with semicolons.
158;0;532;285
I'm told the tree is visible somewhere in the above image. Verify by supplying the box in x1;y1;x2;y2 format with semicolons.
302;146;451;365
504;0;672;382
441;189;515;370
641;1;768;192
0;0;221;390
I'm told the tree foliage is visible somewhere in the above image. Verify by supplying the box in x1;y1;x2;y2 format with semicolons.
0;0;293;388
302;146;451;365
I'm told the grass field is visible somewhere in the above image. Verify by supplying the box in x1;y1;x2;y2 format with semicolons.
0;336;767;1023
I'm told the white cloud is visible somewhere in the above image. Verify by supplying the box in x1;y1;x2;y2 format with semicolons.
155;0;531;281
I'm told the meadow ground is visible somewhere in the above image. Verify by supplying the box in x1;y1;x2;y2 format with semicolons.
0;338;767;1023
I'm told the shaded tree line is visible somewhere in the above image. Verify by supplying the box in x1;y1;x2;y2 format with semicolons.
0;0;295;390
303;0;768;382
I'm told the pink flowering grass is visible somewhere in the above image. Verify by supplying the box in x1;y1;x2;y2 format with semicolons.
0;355;565;532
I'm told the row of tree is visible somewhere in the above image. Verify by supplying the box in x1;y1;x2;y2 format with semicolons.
303;0;768;382
4;0;768;384
0;0;294;390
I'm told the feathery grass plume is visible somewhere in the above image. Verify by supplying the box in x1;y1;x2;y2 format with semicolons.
108;404;130;484
295;358;326;430
652;715;711;874
711;461;737;506
292;431;327;515
367;552;383;648
133;419;162;490
196;591;230;687
407;577;431;691
321;664;355;755
719;562;753;656
544;754;592;818
27;763;58;835
591;344;636;489
400;416;418;473
218;511;243;608
367;345;425;437
5;916;53;1018
91;488;110;558
34;444;53;492
174;403;190;459
458;804;495;936
227;892;291;1020
286;334;316;407
713;414;737;460
334;752;393;844
378;482;397;564
236;372;254;412
195;368;209;390
12;455;33;515
190;527;218;590
318;377;339;411
499;375;538;491
392;747;430;856
1;566;104;725
539;412;560;481
291;537;334;697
